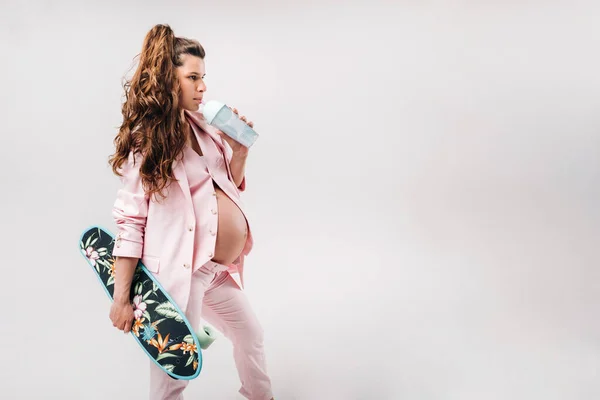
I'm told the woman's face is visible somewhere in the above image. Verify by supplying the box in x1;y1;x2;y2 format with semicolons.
176;54;206;112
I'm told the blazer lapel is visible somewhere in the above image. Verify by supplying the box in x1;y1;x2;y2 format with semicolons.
184;109;227;154
184;109;236;180
172;110;220;209
172;157;193;213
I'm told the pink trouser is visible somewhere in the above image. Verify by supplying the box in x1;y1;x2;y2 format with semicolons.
149;260;273;400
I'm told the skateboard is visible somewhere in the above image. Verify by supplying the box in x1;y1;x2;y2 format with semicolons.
79;226;217;380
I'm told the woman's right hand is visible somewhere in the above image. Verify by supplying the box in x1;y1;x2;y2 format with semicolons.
109;256;139;334
109;297;135;333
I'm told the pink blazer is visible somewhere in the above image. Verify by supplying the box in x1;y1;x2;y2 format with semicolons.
111;109;253;313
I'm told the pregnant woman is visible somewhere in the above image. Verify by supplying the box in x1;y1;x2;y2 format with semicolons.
106;24;274;400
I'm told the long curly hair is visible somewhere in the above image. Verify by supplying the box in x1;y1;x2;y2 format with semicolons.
108;24;205;201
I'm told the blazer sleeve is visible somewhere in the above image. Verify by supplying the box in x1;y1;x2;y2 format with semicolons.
222;138;246;192
111;151;149;258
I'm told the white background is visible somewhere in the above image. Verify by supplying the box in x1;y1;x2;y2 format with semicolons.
1;0;598;399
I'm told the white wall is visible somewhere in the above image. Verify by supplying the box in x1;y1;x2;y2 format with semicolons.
1;0;598;399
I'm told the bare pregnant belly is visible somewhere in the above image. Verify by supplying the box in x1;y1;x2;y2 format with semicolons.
212;186;248;265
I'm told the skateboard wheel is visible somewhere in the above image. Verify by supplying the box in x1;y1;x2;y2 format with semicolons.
197;325;218;349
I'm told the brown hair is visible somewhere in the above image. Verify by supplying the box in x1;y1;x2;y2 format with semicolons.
108;24;205;201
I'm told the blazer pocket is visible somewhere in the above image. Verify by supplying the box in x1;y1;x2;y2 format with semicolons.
142;255;160;274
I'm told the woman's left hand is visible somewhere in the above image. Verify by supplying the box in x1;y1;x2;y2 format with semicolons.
216;106;252;157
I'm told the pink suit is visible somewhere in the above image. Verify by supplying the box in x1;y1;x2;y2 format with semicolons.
111;109;272;400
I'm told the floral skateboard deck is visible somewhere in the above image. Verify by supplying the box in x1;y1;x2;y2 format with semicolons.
79;226;203;380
